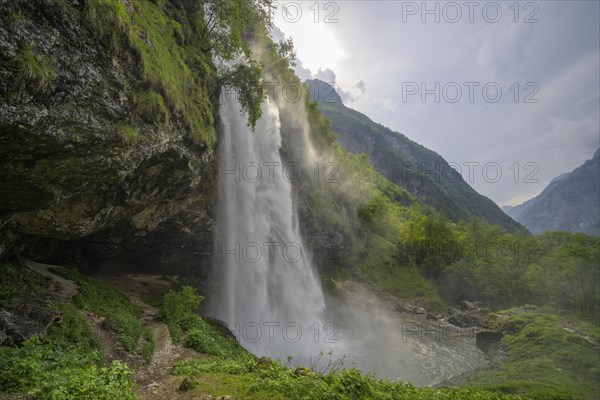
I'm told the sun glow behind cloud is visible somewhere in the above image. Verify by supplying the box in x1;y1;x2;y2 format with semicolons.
272;2;345;73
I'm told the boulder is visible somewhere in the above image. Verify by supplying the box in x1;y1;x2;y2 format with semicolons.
447;308;487;328
458;300;476;310
257;356;273;366
0;309;46;345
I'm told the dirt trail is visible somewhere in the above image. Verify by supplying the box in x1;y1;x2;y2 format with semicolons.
97;274;208;400
22;259;79;300
18;263;212;399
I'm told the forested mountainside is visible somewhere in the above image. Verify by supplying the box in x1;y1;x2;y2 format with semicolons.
504;149;600;236
306;79;522;232
0;1;598;400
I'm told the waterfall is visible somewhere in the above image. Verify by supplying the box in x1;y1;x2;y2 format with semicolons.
210;92;488;384
211;94;326;360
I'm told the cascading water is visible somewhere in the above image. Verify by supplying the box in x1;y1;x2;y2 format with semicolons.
211;94;327;360
211;86;488;384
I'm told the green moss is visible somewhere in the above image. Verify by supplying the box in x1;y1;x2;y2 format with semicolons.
133;90;170;124
467;309;600;399
128;0;216;144
9;10;26;24
13;45;57;90
118;124;141;144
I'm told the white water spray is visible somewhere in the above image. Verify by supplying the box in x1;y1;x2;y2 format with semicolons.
212;95;327;360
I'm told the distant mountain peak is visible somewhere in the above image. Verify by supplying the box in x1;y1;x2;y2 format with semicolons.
305;79;344;106
504;148;600;235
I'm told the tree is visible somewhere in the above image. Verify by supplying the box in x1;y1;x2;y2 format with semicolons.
198;0;274;128
218;60;266;128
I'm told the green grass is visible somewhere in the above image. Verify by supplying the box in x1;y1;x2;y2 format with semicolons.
466;308;600;399
171;356;532;400
133;90;170;124
12;45;56;91
84;0;217;145
159;286;251;361
128;0;216;144
118;124;141;144
0;263;137;399
184;315;250;360
53;268;143;353
85;0;131;51
47;303;100;355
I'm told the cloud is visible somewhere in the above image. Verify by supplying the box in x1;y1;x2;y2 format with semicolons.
375;97;400;113
322;1;599;205
314;67;337;83
293;62;368;104
293;58;313;81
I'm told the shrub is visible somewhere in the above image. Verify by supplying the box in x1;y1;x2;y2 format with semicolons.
159;285;203;338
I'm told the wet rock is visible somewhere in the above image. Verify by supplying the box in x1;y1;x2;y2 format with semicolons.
178;377;198;392
425;313;439;321
475;330;504;352
146;381;160;390
0;309;46;345
17;304;60;327
447;308;487;328
294;367;310;377
204;317;236;340
396;302;427;316
257;356;273;366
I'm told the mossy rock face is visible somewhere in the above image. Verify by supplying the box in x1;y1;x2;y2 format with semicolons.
0;1;218;273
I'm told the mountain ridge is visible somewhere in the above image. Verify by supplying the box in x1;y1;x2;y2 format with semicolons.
306;79;522;232
503;149;600;235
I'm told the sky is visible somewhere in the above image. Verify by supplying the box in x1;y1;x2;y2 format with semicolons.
270;1;600;206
